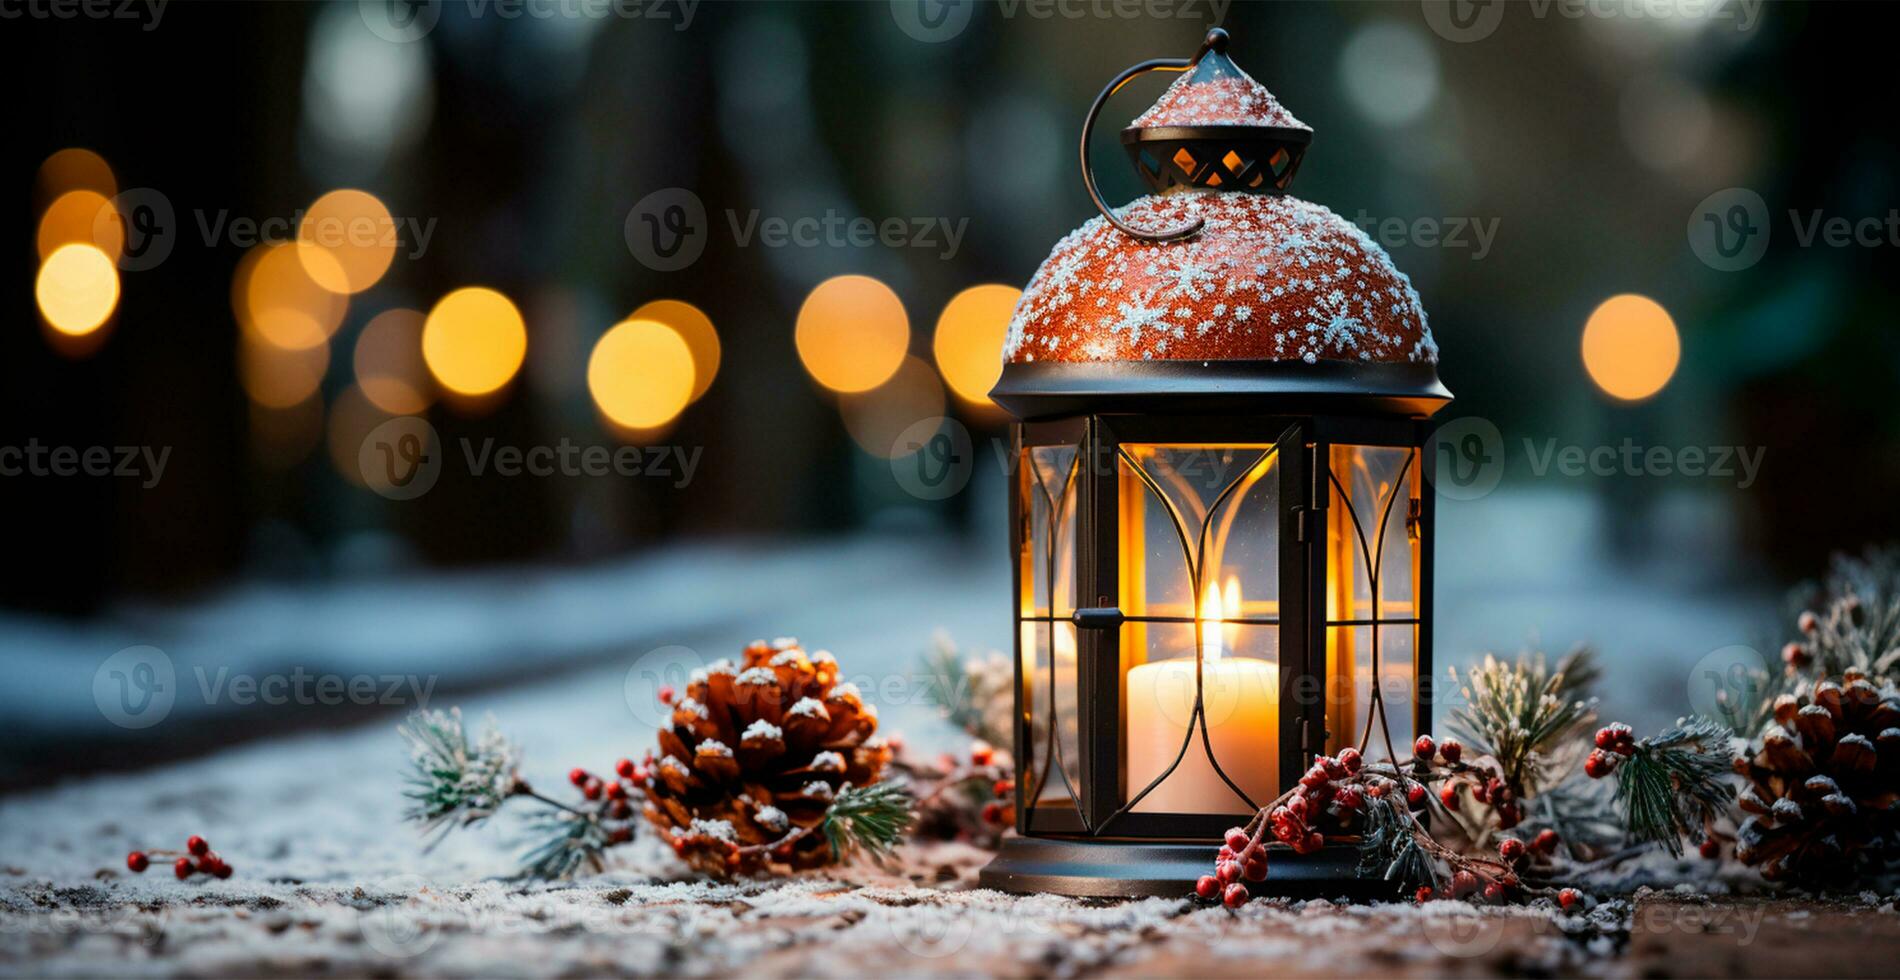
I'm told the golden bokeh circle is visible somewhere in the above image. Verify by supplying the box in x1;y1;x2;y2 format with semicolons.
932;283;1021;406
795;275;909;394
1581;294;1680;402
36;243;120;337
588;318;696;430
422;287;528;396
296;189;398;295
630;298;720;403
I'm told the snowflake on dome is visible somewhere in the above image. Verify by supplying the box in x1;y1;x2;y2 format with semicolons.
1003;192;1435;366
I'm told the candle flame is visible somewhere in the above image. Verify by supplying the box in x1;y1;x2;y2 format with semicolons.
1199;578;1226;662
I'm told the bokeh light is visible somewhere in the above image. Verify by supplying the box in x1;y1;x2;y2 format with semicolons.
795;275;909;393
296;189;398;294
236;243;349;351
839;355;946;459
354;309;434;415
1338;21;1440;126
239;334;330;409
630;299;720;403
422;286;528;396
932;284;1020;406
588;318;696;431
37;190;123;262
35;243;120;337
35;147;116;205
1582;294;1680;402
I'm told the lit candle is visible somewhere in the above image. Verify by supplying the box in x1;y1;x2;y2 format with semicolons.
1126;578;1278;813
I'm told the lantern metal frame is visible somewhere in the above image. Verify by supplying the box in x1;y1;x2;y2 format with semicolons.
980;364;1445;898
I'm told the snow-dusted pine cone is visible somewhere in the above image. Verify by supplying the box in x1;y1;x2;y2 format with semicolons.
645;638;890;875
1734;669;1900;884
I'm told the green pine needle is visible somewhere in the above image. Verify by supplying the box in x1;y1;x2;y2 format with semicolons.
397;708;522;839
516;810;614;880
821;782;915;861
1448;647;1600;794
1613;716;1736;857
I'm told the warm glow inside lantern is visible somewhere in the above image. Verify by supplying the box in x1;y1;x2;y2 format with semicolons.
980;30;1451;898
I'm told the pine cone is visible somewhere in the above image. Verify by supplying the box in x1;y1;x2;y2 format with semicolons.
644;638;890;875
1734;669;1900;884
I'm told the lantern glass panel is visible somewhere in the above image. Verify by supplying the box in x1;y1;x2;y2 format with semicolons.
1114;444;1282;815
1020;445;1082;810
1324;445;1422;756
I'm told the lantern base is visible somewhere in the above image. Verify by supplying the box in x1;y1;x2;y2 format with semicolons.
979;836;1395;900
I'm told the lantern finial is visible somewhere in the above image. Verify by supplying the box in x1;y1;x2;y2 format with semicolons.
1079;30;1313;243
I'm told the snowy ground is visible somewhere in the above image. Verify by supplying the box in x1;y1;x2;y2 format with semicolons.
0;489;1819;976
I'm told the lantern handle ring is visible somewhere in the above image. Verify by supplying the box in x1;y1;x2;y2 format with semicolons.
1079;28;1228;243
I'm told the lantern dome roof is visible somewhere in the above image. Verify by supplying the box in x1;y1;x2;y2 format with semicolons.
1003;191;1438;367
1129;47;1310;131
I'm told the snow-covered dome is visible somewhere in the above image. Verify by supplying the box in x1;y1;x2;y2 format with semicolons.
1004;192;1436;366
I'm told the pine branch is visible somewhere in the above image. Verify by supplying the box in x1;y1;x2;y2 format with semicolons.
821;782;915;861
398;708;523;840
1448;647;1599;795
919;633;1013;748
1613;716;1736;857
517;810;616;880
1355;795;1435;889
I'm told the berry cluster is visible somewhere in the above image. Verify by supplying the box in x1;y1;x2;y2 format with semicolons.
570;758;646;827
126;835;232;881
1195;824;1268;910
1583;723;1636;779
1424;734;1525;829
1415;834;1533;904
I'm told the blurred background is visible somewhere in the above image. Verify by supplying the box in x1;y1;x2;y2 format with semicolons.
3;0;1896;791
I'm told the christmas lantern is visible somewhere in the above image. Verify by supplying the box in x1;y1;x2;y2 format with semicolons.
979;29;1451;897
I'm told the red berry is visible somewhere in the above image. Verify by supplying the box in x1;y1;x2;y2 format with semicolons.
1534;829;1560;854
1299;832;1324;855
569;768;589;787
1472;780;1490;804
1194;875;1220;900
186;835;209;857
1699;838;1721;860
1439;739;1463;765
1406;784;1428;809
994;780;1014;798
1319;755;1347;779
657;685;676;706
609;799;632;819
1558;888;1581;910
970;741;995;766
126;851;148;873
1798;611;1818;634
1222;883;1249;909
1414;735;1435;760
1495;802;1522;830
1217;845;1236;863
1335;787;1364;810
1500;873;1519;889
1366;780;1388;799
1338;747;1363;773
1216;860;1241;884
615;758;636;779
174;858;193;880
604;781;626;799
582;778;602;800
1224;827;1250;851
1286;794;1310;822
1450;870;1478;897
1483;882;1504;902
1415;886;1434;903
1242;857;1268;882
981;801;1006;825
212;861;233;880
1499;838;1525;861
1782;642;1809;668
1583;750;1609;779
1299;766;1329;789
1439;783;1460;808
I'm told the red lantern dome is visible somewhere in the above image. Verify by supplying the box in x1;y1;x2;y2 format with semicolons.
994;30;1444;418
